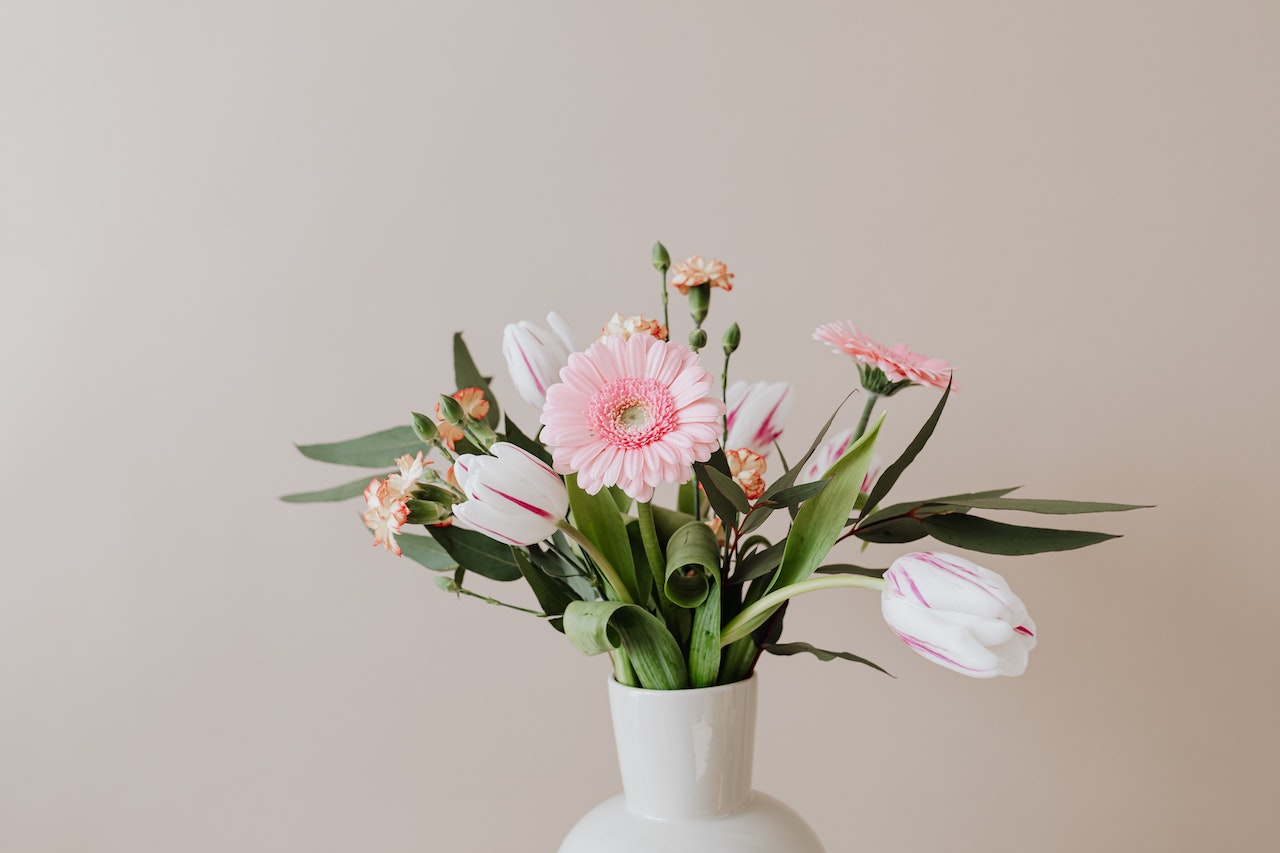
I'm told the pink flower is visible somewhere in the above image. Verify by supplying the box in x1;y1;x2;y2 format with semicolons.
881;552;1036;678
725;380;794;457
795;428;881;491
361;478;409;556
669;256;734;295
813;322;953;390
725;448;767;501
386;451;431;498
539;333;725;502
598;312;668;343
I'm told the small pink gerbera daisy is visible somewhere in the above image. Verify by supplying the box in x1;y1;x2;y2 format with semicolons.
725;448;767;501
669;256;734;295
813;322;954;390
539;333;725;502
362;478;409;556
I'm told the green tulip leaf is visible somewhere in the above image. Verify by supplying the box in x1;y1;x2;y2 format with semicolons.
564;600;689;690
689;579;722;688
663;521;722;608
566;474;643;604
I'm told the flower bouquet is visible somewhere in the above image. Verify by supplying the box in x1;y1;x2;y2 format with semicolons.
285;243;1142;689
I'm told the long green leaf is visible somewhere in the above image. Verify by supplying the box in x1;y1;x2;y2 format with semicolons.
730;539;786;585
566;474;642;603
564;601;688;689
921;513;1121;555
762;642;892;676
853;516;929;544
396;531;458;571
453;332;501;428
759;390;857;502
426;525;522;581
693;463;742;527
937;497;1150;515
513;548;577;632
662;521;721;608
858;379;951;522
281;472;391;503
689;580;721;687
296;426;422;467
769;415;883;594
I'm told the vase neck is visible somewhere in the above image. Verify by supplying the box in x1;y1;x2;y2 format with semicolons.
607;675;757;820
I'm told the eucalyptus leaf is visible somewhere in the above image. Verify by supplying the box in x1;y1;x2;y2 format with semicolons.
452;333;501;428
281;472;391;503
692;463;741;527
394;531;458;571
564;600;688;690
858;379;951;523
730;539;786;585
852;515;929;544
296;426;422;467
766;479;830;509
427;525;522;581
762;642;892;676
921;513;1121;555
938;497;1150;515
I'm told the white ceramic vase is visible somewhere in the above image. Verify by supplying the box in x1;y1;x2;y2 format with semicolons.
558;674;826;853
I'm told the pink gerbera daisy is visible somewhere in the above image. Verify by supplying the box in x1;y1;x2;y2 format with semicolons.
539;333;725;502
813;322;954;390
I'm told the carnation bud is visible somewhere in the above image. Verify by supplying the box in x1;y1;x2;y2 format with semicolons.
405;499;448;525
651;241;671;273
411;411;439;443
687;283;711;325
437;394;466;425
722;323;741;355
688;328;708;349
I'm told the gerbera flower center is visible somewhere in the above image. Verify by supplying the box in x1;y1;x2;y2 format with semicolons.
588;378;678;449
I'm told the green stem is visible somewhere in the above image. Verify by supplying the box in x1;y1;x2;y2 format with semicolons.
660;268;670;339
636;501;666;588
444;584;547;616
853;393;880;442
557;521;635;605
720;575;886;647
721;350;731;446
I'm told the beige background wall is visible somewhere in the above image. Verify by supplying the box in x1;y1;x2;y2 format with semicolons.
3;2;1277;851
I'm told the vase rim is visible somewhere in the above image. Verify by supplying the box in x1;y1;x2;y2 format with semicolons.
607;672;757;697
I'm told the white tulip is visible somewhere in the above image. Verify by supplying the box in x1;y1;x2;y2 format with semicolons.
450;443;568;546
881;552;1037;678
502;312;575;410
724;380;795;457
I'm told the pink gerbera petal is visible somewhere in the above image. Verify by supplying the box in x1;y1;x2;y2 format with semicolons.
539;333;725;501
813;322;954;391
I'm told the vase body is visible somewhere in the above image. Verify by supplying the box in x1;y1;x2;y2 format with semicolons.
558;675;825;853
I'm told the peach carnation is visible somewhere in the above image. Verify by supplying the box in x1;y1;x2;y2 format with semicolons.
386;451;431;498
725;448;768;501
435;388;491;450
362;478;409;556
598;312;668;343
669;256;734;295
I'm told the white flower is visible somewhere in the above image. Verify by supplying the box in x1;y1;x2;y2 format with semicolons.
386;451;431;499
795;428;881;491
502;312;575;410
725;380;795;457
881;552;1037;678
450;442;569;546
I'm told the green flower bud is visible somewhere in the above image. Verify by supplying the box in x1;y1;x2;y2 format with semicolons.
411;411;439;443
405;499;448;525
437;394;465;425
688;328;708;350
688;283;711;325
722;322;741;356
652;241;671;273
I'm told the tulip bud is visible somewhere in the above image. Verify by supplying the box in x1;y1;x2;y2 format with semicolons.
725;380;795;457
502;312;576;410
437;394;465;425
722;322;741;356
450;442;569;546
651;241;671;273
881;552;1037;678
687;283;711;325
411;411;439;444
687;328;708;350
